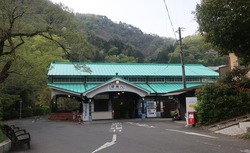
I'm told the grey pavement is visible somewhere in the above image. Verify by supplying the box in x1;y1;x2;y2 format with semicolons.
4;117;176;153
4;116;250;153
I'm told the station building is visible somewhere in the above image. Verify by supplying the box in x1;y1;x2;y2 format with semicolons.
48;62;219;121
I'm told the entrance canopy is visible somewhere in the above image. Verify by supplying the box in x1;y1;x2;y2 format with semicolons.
48;80;203;98
82;77;150;98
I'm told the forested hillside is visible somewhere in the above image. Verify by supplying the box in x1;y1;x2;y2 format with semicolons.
72;13;227;65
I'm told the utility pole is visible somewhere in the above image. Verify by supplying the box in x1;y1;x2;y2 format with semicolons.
178;27;186;89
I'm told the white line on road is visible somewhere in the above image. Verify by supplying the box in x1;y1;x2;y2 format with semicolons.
126;122;156;128
241;149;250;153
92;134;117;153
165;129;217;139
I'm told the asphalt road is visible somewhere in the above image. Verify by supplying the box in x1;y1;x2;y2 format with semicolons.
5;117;250;153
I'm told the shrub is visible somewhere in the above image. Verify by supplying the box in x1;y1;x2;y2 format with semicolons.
33;105;50;116
195;81;250;126
22;107;33;118
0;130;4;143
242;132;250;139
0;122;4;142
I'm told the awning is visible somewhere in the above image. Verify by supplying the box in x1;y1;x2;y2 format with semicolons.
163;91;186;96
48;82;203;96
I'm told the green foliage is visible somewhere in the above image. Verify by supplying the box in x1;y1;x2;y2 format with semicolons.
104;54;137;63
0;124;4;142
195;0;250;64
57;97;81;112
0;35;66;120
195;70;250;125
170;35;227;66
22;107;33;118
33;105;50;116
0;122;5;143
242;132;250;139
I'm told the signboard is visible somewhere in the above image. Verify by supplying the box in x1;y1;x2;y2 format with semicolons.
82;103;89;121
186;97;197;112
109;84;125;91
186;97;197;125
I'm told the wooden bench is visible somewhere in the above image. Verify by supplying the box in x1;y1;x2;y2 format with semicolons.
2;124;31;149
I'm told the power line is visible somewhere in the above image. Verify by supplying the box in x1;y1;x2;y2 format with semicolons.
163;0;177;39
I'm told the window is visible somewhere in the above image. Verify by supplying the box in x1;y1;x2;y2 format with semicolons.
202;77;217;83
53;78;85;83
94;100;109;112
126;77;146;83
166;77;182;83
186;77;200;83
147;77;165;83
86;77;109;83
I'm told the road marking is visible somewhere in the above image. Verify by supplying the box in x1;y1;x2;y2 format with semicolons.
110;122;122;132
241;149;250;153
165;129;217;139
92;134;117;153
126;122;156;128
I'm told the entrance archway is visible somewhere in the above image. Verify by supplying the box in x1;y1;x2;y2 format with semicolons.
111;92;140;119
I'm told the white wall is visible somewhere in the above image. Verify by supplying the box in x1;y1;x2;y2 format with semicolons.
92;112;112;120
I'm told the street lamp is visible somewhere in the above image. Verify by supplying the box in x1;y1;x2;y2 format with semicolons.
19;100;22;119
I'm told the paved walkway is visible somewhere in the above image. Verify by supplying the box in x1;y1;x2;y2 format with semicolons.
5;117;186;152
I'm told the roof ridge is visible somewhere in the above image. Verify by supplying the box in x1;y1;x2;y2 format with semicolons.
52;62;203;66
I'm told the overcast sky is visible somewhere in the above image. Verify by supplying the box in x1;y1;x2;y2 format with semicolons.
50;0;200;38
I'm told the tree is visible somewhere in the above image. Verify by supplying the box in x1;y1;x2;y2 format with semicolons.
169;35;227;66
104;54;137;63
0;0;74;84
195;0;250;64
0;36;66;119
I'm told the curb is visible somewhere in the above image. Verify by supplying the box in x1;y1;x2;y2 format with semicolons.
0;138;11;153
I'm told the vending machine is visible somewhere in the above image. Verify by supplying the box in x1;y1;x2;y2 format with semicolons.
146;101;157;118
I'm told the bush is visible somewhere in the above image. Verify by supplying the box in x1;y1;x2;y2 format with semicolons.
22;107;33;118
195;82;250;126
242;132;250;139
0;122;4;142
33;105;50;116
0;130;4;143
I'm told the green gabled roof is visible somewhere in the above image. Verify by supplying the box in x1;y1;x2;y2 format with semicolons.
135;84;155;93
48;83;203;95
48;83;100;94
48;62;219;77
147;83;202;94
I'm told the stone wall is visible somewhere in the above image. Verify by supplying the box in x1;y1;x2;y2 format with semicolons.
0;138;11;153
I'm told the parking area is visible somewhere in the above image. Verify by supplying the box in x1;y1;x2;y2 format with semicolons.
4;117;177;153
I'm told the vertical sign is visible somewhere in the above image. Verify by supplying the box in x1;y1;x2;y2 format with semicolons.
82;103;89;121
186;97;197;125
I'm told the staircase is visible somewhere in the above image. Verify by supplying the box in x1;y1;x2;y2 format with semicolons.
208;114;250;132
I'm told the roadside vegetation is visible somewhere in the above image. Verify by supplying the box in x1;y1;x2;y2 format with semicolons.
242;132;250;139
195;68;250;126
194;0;250;126
0;123;4;142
